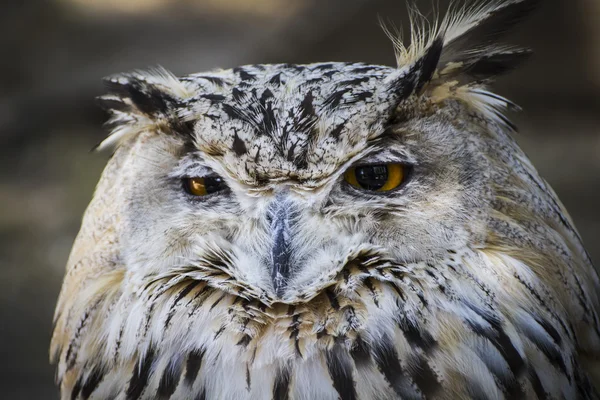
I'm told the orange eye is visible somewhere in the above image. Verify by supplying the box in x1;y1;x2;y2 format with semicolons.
344;163;406;192
184;176;227;196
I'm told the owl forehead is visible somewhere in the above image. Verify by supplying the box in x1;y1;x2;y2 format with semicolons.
181;63;401;183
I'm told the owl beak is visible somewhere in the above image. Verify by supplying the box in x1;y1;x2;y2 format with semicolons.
267;193;298;297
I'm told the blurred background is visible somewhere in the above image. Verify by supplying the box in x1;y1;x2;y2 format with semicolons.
1;0;598;397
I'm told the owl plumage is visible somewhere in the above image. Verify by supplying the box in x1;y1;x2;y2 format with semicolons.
51;1;600;399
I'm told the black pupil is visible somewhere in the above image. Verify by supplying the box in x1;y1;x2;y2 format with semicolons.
203;177;226;194
355;165;388;191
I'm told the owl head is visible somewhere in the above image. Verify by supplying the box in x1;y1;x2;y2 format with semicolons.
51;1;600;399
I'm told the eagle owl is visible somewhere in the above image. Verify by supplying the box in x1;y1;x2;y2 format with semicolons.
51;1;600;399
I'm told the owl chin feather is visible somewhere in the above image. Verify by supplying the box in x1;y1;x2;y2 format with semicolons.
53;244;596;399
51;0;600;398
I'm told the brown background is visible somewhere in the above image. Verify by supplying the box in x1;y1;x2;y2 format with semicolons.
1;0;598;398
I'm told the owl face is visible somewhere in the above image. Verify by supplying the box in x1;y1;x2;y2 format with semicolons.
119;63;487;305
51;1;600;398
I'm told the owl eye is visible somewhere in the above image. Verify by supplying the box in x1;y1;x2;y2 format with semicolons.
344;163;407;192
183;176;227;196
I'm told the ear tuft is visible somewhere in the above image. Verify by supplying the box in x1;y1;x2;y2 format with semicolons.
387;0;539;130
95;66;194;151
440;0;540;63
415;35;445;93
461;47;532;81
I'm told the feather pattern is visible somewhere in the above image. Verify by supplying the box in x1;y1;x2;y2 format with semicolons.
51;1;600;399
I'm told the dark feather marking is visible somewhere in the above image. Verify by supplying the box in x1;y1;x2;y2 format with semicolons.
200;93;226;102
501;377;526;399
337;77;370;87
522;323;569;379
290;314;303;357
194;388;206;400
263;106;278;140
246;364;251;391
342;268;351;284
372;336;421;399
388;72;416;102
272;367;291;400
237;334;252;347
387;35;444;103
71;375;83;400
344;306;360;331
260;88;275;102
126;346;156;400
398;316;437;354
364;279;380;307
185;349;206;387
233;67;256;81
511;272;570;336
528;368;548;400
287;305;296;316
317;328;328;339
465;49;532;79
493;110;519;132
250;346;258;365
177;120;196;138
389;281;407;301
66;300;100;371
291;91;318;168
197;76;225;86
269;72;283;85
414;36;444;93
129;83;174;115
221;103;256;127
298;91;316;124
323;88;353;109
189;286;214;315
441;0;540;63
103;78;134;99
325;289;340;311
534;317;562;346
303;77;324;85
326;343;358;400
157;358;183;399
410;355;441;398
330;122;346;139
350;335;371;366
81;366;105;399
113;325;125;364
214;324;226;339
232;87;245;103
209;293;227;311
164;281;201;330
344;91;373;106
465;307;525;378
232;130;248;156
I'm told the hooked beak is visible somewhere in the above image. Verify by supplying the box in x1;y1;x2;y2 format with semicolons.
267;193;299;297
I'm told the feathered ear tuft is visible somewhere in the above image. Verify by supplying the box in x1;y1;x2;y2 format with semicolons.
387;0;539;129
437;0;539;82
95;66;194;151
387;34;445;100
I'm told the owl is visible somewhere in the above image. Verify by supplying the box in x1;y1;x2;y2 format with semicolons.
50;0;600;399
